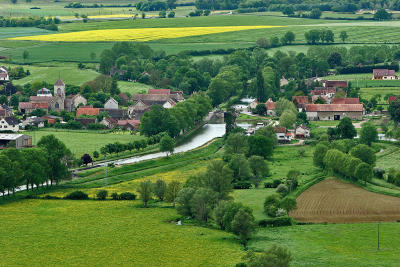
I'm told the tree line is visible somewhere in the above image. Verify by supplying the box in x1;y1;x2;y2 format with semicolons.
0;17;60;31
0;135;71;196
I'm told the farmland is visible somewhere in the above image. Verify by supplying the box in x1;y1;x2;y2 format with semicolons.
0;200;243;266
24;129;144;156
290;179;400;223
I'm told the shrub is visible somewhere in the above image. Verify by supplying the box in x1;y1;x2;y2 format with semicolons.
111;192;120;200
264;194;281;217
373;167;385;179
264;179;281;188
258;216;293;227
97;190;108;200
276;184;289;196
119;192;137;200
43;195;61;199
233;181;252;189
65;191;89;200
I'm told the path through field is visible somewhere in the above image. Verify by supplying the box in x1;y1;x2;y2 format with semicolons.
290;179;400;223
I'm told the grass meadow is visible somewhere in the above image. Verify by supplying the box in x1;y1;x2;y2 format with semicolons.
0;200;244;266
118;81;153;94
24;129;144;156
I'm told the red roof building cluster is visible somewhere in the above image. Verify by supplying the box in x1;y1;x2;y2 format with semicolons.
331;98;360;104
305;104;363;112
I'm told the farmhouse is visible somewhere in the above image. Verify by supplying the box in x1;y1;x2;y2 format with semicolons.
331;97;360;104
117;120;140;131
295;125;310;139
104;97;119;110
100;117;117;129
0;134;32;149
292;96;309;111
266;98;276;116
310;88;336;99
0;117;19;132
373;69;398;80
76;107;100;117
129;94;178;119
275;127;292;143
101;108;127;120
18;102;49;114
305;104;363;121
0;66;9;82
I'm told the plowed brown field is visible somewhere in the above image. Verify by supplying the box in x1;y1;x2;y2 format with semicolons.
290;179;400;223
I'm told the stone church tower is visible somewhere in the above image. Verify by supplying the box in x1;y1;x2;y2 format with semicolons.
53;78;65;111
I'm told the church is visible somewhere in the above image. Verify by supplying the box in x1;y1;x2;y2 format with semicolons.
19;78;87;114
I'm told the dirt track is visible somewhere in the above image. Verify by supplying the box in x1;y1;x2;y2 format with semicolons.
290;179;400;223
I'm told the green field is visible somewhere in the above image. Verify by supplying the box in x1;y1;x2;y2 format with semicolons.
250;223;400;267
0;200;243;266
359;87;400;100
119;81;153;94
9;62;99;86
24;129;144;156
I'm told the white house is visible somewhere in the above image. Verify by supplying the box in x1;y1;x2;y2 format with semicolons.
0;117;19;132
0;66;9;81
104;97;119;109
295;125;310;139
275;126;291;143
162;99;177;109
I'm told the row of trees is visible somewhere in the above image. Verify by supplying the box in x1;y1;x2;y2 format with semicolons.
0;135;71;195
0;16;59;30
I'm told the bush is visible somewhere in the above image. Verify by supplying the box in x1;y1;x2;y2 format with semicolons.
258;216;293;227
264;179;281;188
97;190;108;200
111;192;119;200
119;192;137;200
65;191;89;200
276;184;289;196
373;167;385;179
233;181;252;189
43;195;61;199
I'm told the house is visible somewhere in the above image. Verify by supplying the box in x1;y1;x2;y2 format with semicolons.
100;117;117;129
310;88;337;99
75;117;97;127
0;117;19;132
322;80;348;89
147;89;185;102
128;100;151;119
117;119;140;131
64;94;87;112
118;93;130;105
100;108;127;120
76;107;100;117
18;102;49;114
265;98;276;116
128;94;176;119
295;125;310;139
280;76;289;87
0;105;13;117
109;66;126;77
305;104;364;121
249;100;258;110
389;96;398;104
0;66;9;82
104;97;119;110
21;117;45;129
292;96;309;111
331;98;360;104
275;127;291;143
41;115;63;124
373;69;398;80
0;134;32;149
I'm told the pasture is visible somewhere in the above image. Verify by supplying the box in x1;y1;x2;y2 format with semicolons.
24;129;144;156
0;200;243;266
118;81;153;94
290;179;400;223
359;87;400;100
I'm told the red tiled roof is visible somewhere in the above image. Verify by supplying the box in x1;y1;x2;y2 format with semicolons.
310;89;336;96
148;89;171;95
373;69;396;77
117;120;140;128
275;127;286;133
389;96;398;104
19;102;48;109
265;99;275;110
55;78;65;86
324;80;348;88
305;104;363;112
331;98;360;104
292;96;309;105
76;107;100;117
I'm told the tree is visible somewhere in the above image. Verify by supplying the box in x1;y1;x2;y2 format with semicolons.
279;110;297;128
313;143;329;168
159;10;166;18
256;38;269;48
359;123;378;146
165;180;181;206
81;153;93;166
282;6;294;16
93;151;99;160
279;196;297;212
247;135;274;159
374;8;392;20
264;194;281;217
22;50;29;61
190;188;218;222
354;162;373;184
231;208;256;245
9;94;19;108
255;103;267;115
176;187;196;216
203;159;233;199
305;29;321;44
275;98;297;117
160;135;175;156
256;70;266;102
337;117;357;139
225;133;248;156
153;179;167;201
284;31;295;44
137;180;153;207
340;31;348;43
224;107;236;135
245;245;292;267
168;11;175;18
228;154;252;182
97;190;108;200
309;8;322;19
248;155;269;188
350;144;376;165
328;52;342;68
388;99;400;125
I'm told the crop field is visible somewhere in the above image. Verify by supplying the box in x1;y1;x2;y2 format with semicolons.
24;129;144;156
0;200;243;266
10;26;282;42
250;222;400;267
290;179;400;223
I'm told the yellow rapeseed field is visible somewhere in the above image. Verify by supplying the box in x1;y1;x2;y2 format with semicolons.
10;25;281;42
